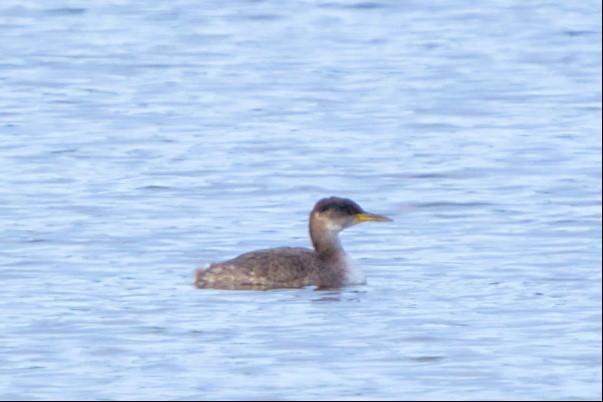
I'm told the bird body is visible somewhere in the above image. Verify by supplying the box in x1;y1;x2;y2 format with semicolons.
194;197;391;290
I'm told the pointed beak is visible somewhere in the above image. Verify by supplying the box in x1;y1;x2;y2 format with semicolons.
354;212;393;223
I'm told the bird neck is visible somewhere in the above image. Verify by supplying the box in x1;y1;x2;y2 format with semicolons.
309;216;344;257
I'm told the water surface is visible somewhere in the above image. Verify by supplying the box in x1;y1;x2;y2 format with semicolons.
0;0;601;400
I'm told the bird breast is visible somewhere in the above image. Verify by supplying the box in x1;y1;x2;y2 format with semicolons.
341;254;367;285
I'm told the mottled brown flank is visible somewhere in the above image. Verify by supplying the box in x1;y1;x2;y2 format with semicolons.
194;247;347;290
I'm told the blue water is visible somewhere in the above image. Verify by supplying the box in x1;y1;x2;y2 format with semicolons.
1;1;601;400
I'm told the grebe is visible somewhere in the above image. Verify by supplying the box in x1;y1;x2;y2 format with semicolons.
194;197;391;290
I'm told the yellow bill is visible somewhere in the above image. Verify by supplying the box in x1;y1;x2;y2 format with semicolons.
354;212;393;223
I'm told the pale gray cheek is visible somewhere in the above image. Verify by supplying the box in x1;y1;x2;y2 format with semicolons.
325;221;343;231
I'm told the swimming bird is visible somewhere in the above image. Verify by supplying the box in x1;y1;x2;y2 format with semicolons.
194;197;392;290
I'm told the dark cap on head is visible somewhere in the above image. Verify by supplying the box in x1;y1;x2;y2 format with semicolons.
313;197;364;216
